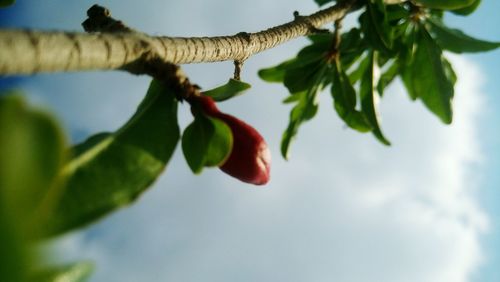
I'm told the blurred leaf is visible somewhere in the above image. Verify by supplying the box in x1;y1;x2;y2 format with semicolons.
182;111;233;173
0;94;67;281
451;0;480;15
427;17;500;53
407;27;454;124
0;94;66;232
203;79;251;102
331;60;372;132
0;0;15;8
360;52;391;145
29;261;94;282
43;79;180;236
0;210;27;282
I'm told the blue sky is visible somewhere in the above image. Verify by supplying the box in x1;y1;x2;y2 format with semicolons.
1;1;499;281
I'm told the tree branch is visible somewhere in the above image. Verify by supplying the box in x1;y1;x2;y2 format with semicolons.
0;1;401;76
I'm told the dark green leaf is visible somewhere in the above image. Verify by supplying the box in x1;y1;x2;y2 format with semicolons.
29;261;94;282
427;17;500;53
281;65;328;159
331;60;372;132
360;52;391;145
0;208;27;282
258;52;323;84
407;27;454;123
413;0;477;10
182;111;232;173
43;79;180;236
0;0;15;8
386;4;410;23
377;59;399;96
284;59;324;93
451;0;481;15
368;0;394;49
339;28;367;69
258;60;293;83
281;90;319;159
203;79;251;102
359;0;394;55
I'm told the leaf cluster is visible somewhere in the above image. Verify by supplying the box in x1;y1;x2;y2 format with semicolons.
259;0;499;158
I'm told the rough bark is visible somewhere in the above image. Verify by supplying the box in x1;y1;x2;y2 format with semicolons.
0;1;404;76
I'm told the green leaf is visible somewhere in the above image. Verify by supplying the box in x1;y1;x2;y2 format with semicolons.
281;90;319;159
413;0;476;10
359;0;395;56
258;60;290;83
407;27;454;124
451;0;480;15
339;28;367;69
284;59;324;93
0;208;27;282
377;59;399;96
348;54;370;84
29;261;94;282
43;79;180;236
0;94;66;280
360;52;391;145
331;60;372;132
258;58;309;83
182;111;233;173
0;0;15;8
398;23;419;100
427;17;500;53
281;64;328;159
203;79;251;102
0;94;66;233
368;0;394;49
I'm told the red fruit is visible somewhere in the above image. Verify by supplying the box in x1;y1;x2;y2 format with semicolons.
192;95;271;185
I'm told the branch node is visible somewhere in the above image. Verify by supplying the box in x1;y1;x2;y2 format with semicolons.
82;4;134;33
293;10;329;34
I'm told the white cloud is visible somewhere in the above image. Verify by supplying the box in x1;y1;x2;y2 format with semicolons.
13;1;490;281
43;55;489;282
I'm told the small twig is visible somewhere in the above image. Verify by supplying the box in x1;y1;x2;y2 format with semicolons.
81;5;200;101
233;60;244;80
326;18;343;62
293;11;330;34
